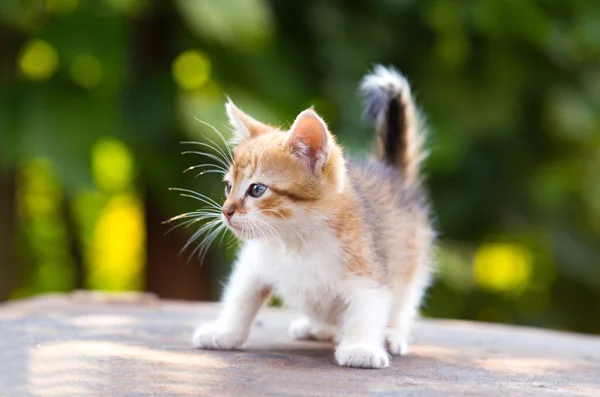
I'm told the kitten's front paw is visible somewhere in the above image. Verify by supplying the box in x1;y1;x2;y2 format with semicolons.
335;344;390;368
385;329;410;356
289;317;337;341
191;321;247;350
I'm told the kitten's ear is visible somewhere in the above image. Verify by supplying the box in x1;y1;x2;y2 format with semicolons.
284;108;330;173
226;100;273;144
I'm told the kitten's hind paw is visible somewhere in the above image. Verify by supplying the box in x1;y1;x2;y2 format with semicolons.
335;344;390;369
385;329;410;356
192;321;247;350
288;317;337;342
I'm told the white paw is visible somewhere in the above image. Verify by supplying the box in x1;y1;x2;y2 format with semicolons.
385;329;410;356
335;344;390;368
288;317;337;342
191;321;247;350
289;317;312;340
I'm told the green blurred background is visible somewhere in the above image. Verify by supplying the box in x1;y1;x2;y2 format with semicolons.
1;0;599;335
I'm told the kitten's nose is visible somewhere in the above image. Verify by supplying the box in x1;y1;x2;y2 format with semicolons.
222;207;235;220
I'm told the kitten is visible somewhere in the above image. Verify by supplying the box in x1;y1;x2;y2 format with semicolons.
191;65;434;369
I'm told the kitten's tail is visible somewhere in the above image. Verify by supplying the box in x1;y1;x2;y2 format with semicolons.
360;65;427;186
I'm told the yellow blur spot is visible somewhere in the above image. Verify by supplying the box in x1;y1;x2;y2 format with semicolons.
18;39;59;81
88;194;145;291
71;54;103;89
46;0;78;15
474;243;533;293
92;138;135;192
172;50;211;91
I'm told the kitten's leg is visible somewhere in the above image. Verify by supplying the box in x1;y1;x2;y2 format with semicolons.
385;327;409;356
386;268;430;356
289;316;338;342
192;260;270;350
385;290;414;356
335;285;392;368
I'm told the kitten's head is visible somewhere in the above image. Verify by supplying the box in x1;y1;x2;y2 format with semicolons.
221;101;345;241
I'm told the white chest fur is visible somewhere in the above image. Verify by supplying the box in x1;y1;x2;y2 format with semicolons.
241;232;347;324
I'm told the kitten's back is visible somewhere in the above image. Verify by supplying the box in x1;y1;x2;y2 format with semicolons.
352;66;433;283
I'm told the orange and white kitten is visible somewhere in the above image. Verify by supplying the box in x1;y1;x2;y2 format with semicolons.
191;66;434;369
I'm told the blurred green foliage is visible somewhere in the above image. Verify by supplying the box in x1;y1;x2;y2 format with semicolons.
0;0;599;334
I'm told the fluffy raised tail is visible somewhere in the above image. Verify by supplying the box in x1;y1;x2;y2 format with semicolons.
360;65;427;186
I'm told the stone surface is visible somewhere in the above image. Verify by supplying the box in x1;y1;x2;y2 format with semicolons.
0;292;599;397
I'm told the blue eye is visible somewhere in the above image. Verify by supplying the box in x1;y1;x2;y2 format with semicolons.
248;183;267;198
225;181;232;196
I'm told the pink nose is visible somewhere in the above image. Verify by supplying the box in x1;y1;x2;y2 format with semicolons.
222;207;235;220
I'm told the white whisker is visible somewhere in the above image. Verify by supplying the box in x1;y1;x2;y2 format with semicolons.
182;150;230;171
164;214;219;235
193;119;235;163
163;210;220;224
184;163;228;174
194;170;226;178
169;188;222;209
258;208;289;220
253;218;284;246
181;140;232;168
305;208;336;228
190;222;228;264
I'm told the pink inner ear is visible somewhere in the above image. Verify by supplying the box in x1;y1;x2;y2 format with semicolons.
287;110;329;171
295;116;326;152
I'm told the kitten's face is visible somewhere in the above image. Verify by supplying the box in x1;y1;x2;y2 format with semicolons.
220;102;343;241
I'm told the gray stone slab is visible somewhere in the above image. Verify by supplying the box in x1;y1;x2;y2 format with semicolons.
0;292;599;396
